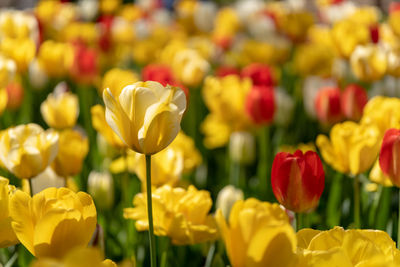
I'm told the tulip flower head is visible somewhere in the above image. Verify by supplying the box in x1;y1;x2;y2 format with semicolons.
0;124;59;179
9;187;97;258
0;177;18;248
245;86;275;125
103;81;187;155
379;129;400;187
314;86;342;125
271;150;325;213
241;63;275;87
340;84;368;121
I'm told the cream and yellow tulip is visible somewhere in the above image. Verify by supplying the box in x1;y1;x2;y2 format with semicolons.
0;177;18;248
124;185;218;245
216;198;297;267
0;124;59;179
350;44;387;82
316;121;380;175
10;187;97;258
172;49;210;87
52;129;89;177
296;227;400;267
30;247;116;267
103;81;186;155
41;89;79;129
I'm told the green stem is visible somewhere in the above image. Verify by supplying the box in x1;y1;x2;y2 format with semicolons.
204;243;216;267
398;189;400;249
257;126;270;199
376;187;392;230
29;179;34;196
229;161;240;187
296;213;303;231
353;174;361;228
327;173;343;228
146;155;157;267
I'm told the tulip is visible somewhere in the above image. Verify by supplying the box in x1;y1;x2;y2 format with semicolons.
245;86;275;125
0;88;7;116
87;171;114;210
103;81;186;155
241;63;275;87
316;121;380;175
37;41;74;77
229;131;256;165
370;159;393;187
0;37;36;72
31;247;116;267
340;84;368;121
91;104;126;149
314;86;342;125
215;198;297;267
172;49;210;87
379;129;400;187
271;150;325;213
9;187;97;258
273;87;295;126
70;43;98;84
124;185;218;245
5;79;24;110
293;43;334;77
350;44;387;82
52;129;89;177
0;55;16;88
0;124;59;179
0;177;18;248
40;84;79;129
28;60;48;90
216;185;244;219
297;227;400;266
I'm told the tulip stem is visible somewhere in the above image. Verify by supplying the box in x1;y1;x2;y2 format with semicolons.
29;179;34;196
296;213;303;231
146;155;157;267
204;242;216;267
257;126;270;200
398;189;400;249
353;174;361;228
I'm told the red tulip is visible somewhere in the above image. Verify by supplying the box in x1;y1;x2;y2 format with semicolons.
142;64;176;86
379;129;400;187
271;150;325;213
241;63;275;87
315;86;342;124
369;24;379;44
71;43;98;84
341;84;368;121
390;2;400;14
245;86;275;125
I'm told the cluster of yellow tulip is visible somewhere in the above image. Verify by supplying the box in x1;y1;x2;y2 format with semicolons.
2;0;400;266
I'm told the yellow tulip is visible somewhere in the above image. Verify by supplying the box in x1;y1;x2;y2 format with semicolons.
0;88;8;116
103;81;187;155
369;159;393;187
389;10;400;37
40;89;79;129
316;121;380;175
294;43;334;77
361;96;400;134
10;187;97;258
172;49;210;87
0;177;18;248
239;39;291;66
131;40;157;65
277;10;314;42
30;247;116;267
124;185;218;245
61;22;99;45
91;104;126;149
37;41;74;77
213;7;241;44
101;68;138;97
0;124;59;179
170;131;202;173
331;19;370;58
201;113;232;149
52;129;89;177
0;37;36;72
350;44;387;82
0;10;39;41
296;227;400;267
99;0;121;14
0;54;16;88
216;198;297;267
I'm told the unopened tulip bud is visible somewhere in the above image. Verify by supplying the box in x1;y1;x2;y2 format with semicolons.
229;131;256;165
216;185;244;219
88;171;114;210
271;150;325;213
245;86;275;125
379;129;400;187
341;84;368;121
315;86;342;124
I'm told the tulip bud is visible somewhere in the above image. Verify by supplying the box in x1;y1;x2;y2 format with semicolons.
379;129;400;187
245;86;275;125
314;86;342;124
5;79;24;110
241;63;275;87
216;185;244;219
341;84;368;121
28;60;48;90
271;150;325;213
229;131;256;165
87;171;114;210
